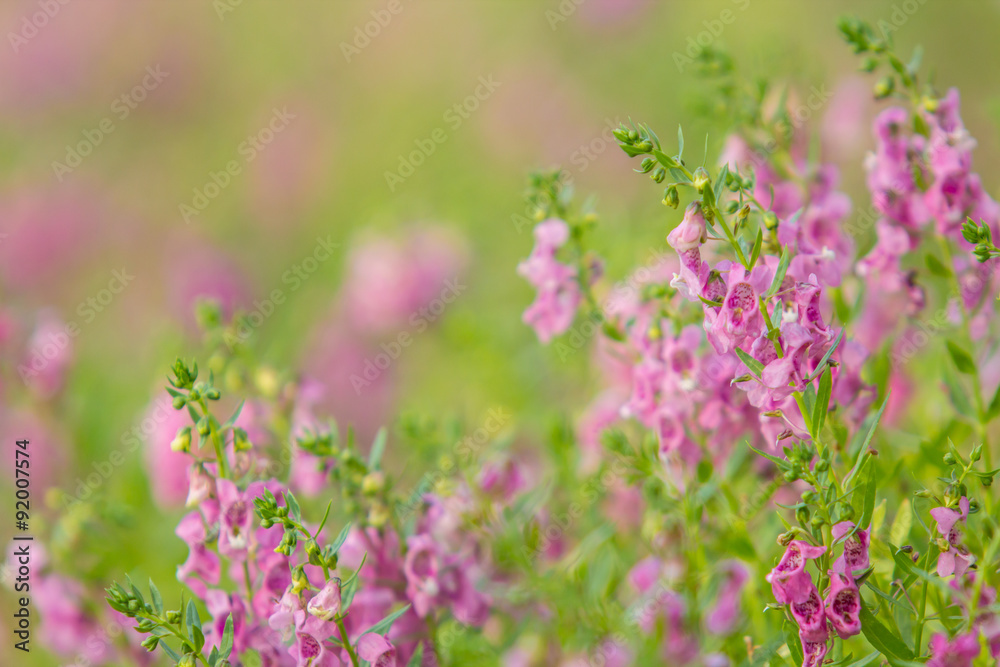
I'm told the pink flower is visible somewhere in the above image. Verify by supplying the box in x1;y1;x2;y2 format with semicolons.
518;219;581;343
705;561;748;635
666;202;708;252
931;497;973;577
801;627;830;667
927;632;981;667
19;311;73;398
291;623;343;667
831;522;870;574
824;572;861;639
217;479;273;560
144;398;194;507
176;507;221;596
766;540;826;605
308;578;343;621
358;633;397;667
339;226;469;335
790;579;826;639
707;263;772;354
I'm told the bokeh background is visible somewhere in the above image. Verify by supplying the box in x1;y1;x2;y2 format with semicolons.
1;1;999;664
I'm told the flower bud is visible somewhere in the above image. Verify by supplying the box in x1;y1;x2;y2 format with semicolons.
638;157;656;173
763;211;779;231
943;452;957;466
662;184;680;209
814;459;830;473
795;507;810;524
233;428;252;452
362;471;385;495
178;655;197;667
197;416;211;437
651;165;667;183
971;444;983;462
692;168;710;193
172;395;186;410
307;578;342;621
171;427;192;453
141;636;160;652
874;76;895;100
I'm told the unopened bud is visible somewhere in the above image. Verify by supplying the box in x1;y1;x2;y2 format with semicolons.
171;427;192;453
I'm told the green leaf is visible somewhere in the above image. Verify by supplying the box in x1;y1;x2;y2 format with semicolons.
764;246;790;298
222;400;246;429
924;253;951;277
858;457;877;530
784;620;804;667
192;625;206;654
715;163;730;206
749;227;763;269
405;643;425;667
812;367;833;436
850;457;870;520
368;428;387;469
361;605;412;637
858;597;915;660
652;149;679;169
186;599;201;632
329;522;353;555
284;491;302;522
845;651;881;667
749;444;789;469
806;328;844;381
847;393;890;464
945;340;976;375
149;578;164;615
677;124;684;160
220;614;234;658
735;348;764;376
161;642;181;662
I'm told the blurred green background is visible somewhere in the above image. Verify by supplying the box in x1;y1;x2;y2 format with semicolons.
1;1;999;664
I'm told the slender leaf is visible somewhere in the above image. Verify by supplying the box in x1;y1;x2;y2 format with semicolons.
813;367;833;436
369;428;387;469
149;578;164;615
858;598;914;660
765;246;791;298
945;340;976;375
360;604;412;637
735;348;764;376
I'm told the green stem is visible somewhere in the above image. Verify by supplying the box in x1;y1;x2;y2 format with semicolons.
337;616;360;667
913;542;934;651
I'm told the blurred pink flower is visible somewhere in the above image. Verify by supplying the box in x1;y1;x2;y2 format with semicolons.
339;225;470;336
0;185;101;290
143;399;192;507
165;240;251;327
19;310;74;399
